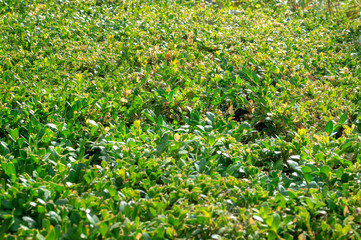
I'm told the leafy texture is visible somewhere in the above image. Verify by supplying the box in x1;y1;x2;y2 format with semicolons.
0;0;361;239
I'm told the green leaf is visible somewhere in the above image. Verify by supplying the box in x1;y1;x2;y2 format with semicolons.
275;193;286;208
341;173;349;183
0;217;13;236
0;141;10;155
142;233;151;240
287;160;301;173
303;174;313;184
49;147;60;161
339;112;348;124
325;121;334;136
206;112;215;123
272;213;281;231
289;76;298;86
46;225;57;240
2;162;17;182
143;109;157;123
336;167;344;179
301;166;313;174
268;231;277;240
47;211;61;226
320;165;332;177
156;134;169;155
9;128;19;141
119;201;128;214
86;212;99;226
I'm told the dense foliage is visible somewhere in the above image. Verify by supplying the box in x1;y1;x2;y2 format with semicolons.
1;0;361;239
